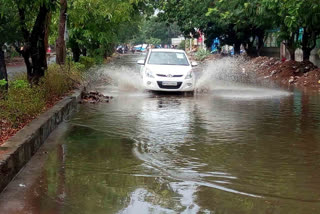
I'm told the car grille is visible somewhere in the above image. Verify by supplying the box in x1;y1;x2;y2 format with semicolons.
156;74;183;78
157;81;183;89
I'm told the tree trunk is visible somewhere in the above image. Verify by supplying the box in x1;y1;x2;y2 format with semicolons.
286;33;296;61
72;42;81;62
256;30;265;56
30;5;49;84
245;38;258;57
45;12;52;65
82;48;87;56
302;28;316;62
289;49;295;61
17;3;52;84
0;46;8;92
56;0;67;65
234;41;241;55
303;48;312;61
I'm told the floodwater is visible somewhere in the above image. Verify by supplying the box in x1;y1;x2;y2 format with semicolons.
1;54;320;214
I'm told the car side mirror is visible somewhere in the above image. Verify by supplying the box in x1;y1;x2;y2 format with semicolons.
137;60;145;65
191;61;198;67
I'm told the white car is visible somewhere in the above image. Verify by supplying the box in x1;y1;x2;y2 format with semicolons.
137;49;197;92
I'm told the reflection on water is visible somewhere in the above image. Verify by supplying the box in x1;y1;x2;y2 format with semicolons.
2;55;320;214
22;89;320;214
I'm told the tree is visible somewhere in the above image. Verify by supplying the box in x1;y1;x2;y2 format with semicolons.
299;1;320;61
155;0;212;39
64;0;151;61
262;0;301;60
206;0;276;56
262;0;320;61
155;0;319;60
0;46;8;92
11;0;58;84
146;37;162;45
0;0;21;91
56;0;67;65
132;17;182;45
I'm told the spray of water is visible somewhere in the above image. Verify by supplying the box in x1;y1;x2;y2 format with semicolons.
87;63;144;93
195;57;292;99
85;55;291;99
196;57;247;91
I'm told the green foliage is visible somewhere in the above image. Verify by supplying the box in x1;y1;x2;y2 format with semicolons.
0;84;45;127
11;80;29;89
63;0;152;60
178;40;186;50
40;64;82;100
155;0;211;37
132;16;182;45
0;79;7;98
154;0;320;59
0;79;7;87
0;62;85;127
9;50;20;58
93;56;104;65
73;62;86;72
262;0;320;58
79;56;96;69
194;48;210;61
146;37;162;45
0;0;21;45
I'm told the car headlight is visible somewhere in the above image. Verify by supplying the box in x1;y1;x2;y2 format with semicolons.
185;71;193;79
145;69;155;78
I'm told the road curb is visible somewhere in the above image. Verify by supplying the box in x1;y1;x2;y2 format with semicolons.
0;88;83;193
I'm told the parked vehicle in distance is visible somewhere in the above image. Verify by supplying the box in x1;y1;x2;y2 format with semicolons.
137;49;197;92
134;44;148;52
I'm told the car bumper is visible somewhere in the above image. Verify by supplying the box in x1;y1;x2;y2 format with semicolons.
143;78;195;92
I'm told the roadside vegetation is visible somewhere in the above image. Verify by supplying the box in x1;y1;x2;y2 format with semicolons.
0;59;95;143
154;0;320;60
194;49;211;61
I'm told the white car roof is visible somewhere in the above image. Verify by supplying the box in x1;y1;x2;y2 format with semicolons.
150;49;186;53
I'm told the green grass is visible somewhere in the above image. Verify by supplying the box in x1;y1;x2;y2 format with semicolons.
194;48;211;61
0;61;90;128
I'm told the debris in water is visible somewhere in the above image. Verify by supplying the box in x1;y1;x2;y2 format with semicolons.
80;91;113;104
195;87;209;94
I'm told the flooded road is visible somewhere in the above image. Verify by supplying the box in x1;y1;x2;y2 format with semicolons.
1;55;320;213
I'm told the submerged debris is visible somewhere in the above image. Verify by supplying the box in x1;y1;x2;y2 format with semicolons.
195;87;210;94
80;91;113;104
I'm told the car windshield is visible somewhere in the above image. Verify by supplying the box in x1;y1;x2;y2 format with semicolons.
148;52;189;66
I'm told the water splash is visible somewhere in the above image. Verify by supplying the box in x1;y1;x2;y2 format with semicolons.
196;57;248;91
88;62;144;93
195;57;292;99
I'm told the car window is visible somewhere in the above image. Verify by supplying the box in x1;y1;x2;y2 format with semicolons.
148;52;189;66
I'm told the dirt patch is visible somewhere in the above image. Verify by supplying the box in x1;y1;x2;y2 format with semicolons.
245;56;320;90
0;120;20;144
295;69;320;89
0;96;64;146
